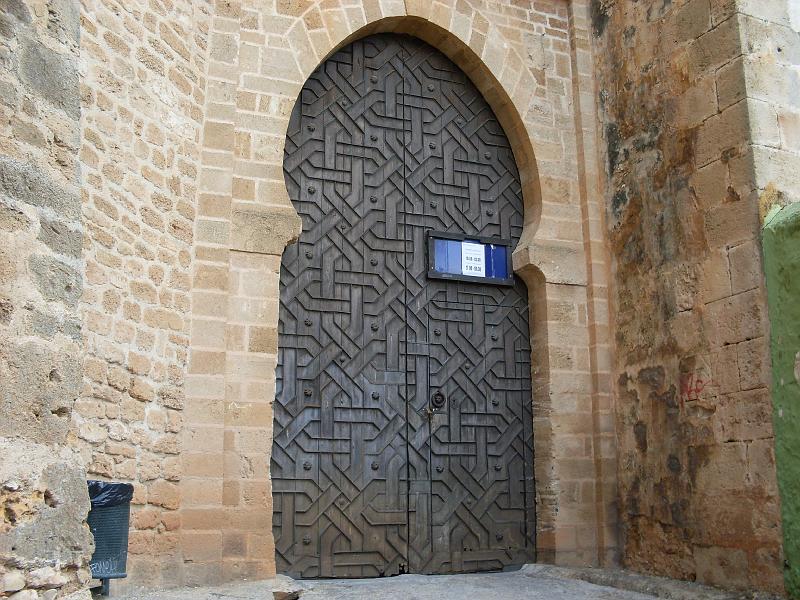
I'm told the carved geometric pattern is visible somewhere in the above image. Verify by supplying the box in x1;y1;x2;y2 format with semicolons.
273;33;535;579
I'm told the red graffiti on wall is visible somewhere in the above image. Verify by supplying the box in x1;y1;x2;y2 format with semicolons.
679;371;709;403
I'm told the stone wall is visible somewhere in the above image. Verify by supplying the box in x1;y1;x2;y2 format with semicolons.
75;0;210;588
179;0;616;586
7;0;795;595
593;0;787;593
0;0;93;597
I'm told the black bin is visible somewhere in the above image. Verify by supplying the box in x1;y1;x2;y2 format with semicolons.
87;480;134;590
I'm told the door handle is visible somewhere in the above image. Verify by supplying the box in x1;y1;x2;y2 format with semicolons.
431;391;446;410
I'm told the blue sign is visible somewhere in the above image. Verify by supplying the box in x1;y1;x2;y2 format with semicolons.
427;232;513;285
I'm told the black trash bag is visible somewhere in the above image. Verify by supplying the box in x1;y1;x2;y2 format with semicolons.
87;480;134;508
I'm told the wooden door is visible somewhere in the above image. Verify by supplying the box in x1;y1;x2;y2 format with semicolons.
273;33;535;579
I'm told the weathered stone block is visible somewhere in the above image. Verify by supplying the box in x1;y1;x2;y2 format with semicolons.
669;0;712;45
693;545;750;589
19;37;80;119
0;158;80;219
230;207;301;255
38;217;82;258
28;254;82;307
0;438;92;585
0;340;80;443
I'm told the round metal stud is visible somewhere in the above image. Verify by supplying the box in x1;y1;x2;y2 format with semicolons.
456;119;463;126
370;134;378;141
305;251;313;259
494;465;502;471
339;224;347;231
369;195;378;203
371;391;380;400
307;124;315;132
304;389;312;397
484;152;491;159
491;398;500;406
371;323;379;331
433;328;441;336
303;535;311;545
430;201;438;208
429;142;436;150
370;75;378;83
486;209;495;217
371;461;379;470
370;258;378;266
340;99;348;107
339;356;346;363
491;334;498;341
303;461;312;471
436;466;444;473
427;83;435;91
307;185;316;194
495;533;504;541
304;318;312;326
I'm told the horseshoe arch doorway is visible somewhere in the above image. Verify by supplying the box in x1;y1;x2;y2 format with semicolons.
272;33;535;578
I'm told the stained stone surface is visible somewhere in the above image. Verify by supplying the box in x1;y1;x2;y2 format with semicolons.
114;565;779;600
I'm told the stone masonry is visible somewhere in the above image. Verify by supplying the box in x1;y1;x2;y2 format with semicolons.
593;0;799;594
1;0;798;598
0;0;93;598
179;0;615;587
76;0;211;588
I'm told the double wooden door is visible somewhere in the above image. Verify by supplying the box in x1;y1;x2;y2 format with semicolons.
273;33;534;578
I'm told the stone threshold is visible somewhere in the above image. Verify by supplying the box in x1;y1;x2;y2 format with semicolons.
111;564;783;600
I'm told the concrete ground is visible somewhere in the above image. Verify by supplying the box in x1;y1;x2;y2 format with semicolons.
112;564;781;600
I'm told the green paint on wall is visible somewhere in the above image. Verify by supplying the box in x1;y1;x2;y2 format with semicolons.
763;201;800;599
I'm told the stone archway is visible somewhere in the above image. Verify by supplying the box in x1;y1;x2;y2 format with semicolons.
181;1;614;584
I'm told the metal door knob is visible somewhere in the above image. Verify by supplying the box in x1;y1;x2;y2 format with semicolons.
431;391;446;410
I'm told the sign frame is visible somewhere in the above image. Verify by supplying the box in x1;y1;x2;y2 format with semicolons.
426;230;515;286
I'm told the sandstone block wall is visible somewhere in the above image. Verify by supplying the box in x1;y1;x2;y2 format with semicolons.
75;0;210;587
0;0;93;597
3;0;794;595
176;0;617;586
592;0;790;593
